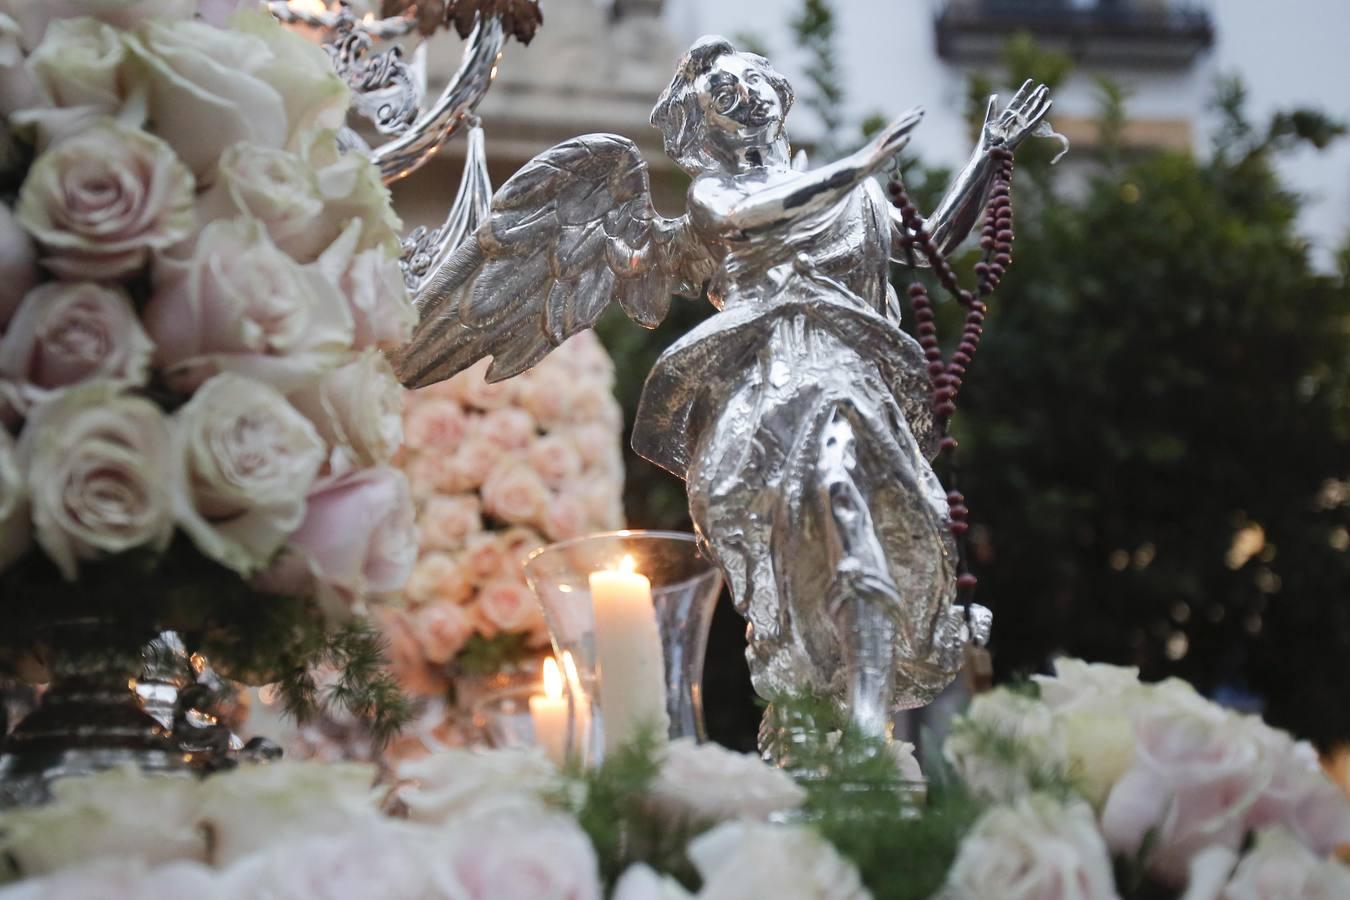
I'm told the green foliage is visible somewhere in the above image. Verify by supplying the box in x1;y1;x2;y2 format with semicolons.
452;632;534;678
789;0;844;154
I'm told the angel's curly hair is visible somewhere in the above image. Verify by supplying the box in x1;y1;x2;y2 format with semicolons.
650;35;793;176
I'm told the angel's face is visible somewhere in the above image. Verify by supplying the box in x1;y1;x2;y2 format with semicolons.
697;54;783;151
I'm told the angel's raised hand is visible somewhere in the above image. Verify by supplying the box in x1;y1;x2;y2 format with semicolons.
980;80;1053;152
867;107;925;169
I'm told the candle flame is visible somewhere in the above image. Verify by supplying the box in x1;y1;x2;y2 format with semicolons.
617;554;637;574
543;656;564;699
561;651;583;697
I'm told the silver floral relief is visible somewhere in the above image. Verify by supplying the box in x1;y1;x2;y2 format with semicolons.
324;8;424;136
390;35;1056;747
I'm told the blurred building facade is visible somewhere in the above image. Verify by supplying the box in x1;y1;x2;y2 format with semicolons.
665;0;1350;265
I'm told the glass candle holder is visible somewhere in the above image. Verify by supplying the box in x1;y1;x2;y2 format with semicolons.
524;530;723;764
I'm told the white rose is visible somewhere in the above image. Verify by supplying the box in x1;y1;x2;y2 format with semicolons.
689;821;872;900
393;747;558;825
432;807;601;900
940;795;1120;900
0;204;38;327
24;17;128;113
0;767;206;876
219;818;449;900
317;218;417;347
125;14;345;180
3;0;196;51
15;118;194;280
0;428;28;570
613;864;694;900
943;688;1068;802
171;372;326;575
288;349;404;467
303;134;403;258
1032;658;1142;712
144;217;353;395
0;282;153;416
647;738;806;825
17;382;173;578
0;858;220;900
195;760;380;866
197;142;327;260
1220;827;1350;900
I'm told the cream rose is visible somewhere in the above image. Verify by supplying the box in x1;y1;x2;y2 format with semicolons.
1218;827;1350;900
197;142;327;260
0;428;29;569
4;0;195;50
18;382;173;579
418;495;482;552
0;282;153;415
144;217;353;394
303;135;403;258
689;821;872;900
171;372;326;575
944;688;1068;802
404;551;473;606
24;17;129;113
481;460;550;526
394;747;558;824
15;118;194;280
125;14;345;180
288;349;404;467
280;466;416;618
317;219;417;348
0;204;37;326
940;795;1119;900
648;738;807;824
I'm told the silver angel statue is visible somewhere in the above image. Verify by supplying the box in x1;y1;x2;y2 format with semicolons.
391;36;1053;745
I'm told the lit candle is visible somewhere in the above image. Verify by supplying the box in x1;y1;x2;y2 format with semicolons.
589;554;669;753
529;656;569;765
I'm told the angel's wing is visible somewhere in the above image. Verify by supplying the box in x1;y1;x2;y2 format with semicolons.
389;133;715;388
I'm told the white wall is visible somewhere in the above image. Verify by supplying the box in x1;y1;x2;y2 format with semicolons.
663;0;1350;264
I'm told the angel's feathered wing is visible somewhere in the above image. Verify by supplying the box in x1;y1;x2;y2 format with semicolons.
389;134;714;388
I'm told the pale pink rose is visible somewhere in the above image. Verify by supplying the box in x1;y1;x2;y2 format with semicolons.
517;374;570;429
280;466;416;619
197;0;260;27
479;407;536;451
404;397;468;452
0;428;29;570
579;481;625;531
15;119;194;280
1243;726;1350;856
481;461;549;526
0;205;37;327
462;533;509;583
543;493;589;542
143;218;353;394
476;579;537;633
449;359;517;410
565;378;622;429
449;437;500;492
1101;708;1272;886
414;602;474;665
568;423;622;470
317;220;416;349
376;607;448;698
434;809;601;900
17;383;174;579
0;282;152;415
404;552;473;606
22;17;129;117
1217;827;1350;900
419;495;482;552
649;738;807;824
406;453;462;499
528;434;583;488
501;527;547;566
196;142;327;260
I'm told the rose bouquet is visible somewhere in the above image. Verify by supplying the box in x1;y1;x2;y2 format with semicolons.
0;0;417;734
380;331;625;697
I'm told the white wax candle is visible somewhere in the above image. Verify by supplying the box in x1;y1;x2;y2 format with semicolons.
589;555;669;753
529;656;570;765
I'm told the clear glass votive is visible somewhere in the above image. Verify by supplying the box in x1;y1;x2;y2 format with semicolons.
524;530;724;765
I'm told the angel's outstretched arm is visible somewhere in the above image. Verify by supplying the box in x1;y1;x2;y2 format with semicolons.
893;80;1052;263
691;109;924;238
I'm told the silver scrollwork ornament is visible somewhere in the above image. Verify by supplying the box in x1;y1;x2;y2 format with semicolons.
390;36;1058;756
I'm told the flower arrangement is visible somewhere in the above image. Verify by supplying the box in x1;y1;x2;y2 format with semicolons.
1;661;1347;899
0;0;418;731
380;332;626;696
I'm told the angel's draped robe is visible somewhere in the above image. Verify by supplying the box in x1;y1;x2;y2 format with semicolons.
633;179;967;710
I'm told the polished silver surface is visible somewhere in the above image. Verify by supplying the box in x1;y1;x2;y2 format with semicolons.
390;35;1056;747
401;120;493;293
